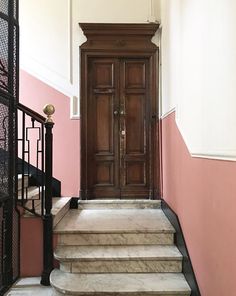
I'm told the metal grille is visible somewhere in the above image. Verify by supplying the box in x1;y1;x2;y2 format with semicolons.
0;0;8;16
13;0;17;20
12;107;18;282
0;207;3;288
0;0;19;292
12;206;19;281
0;18;9;93
0;101;9;196
13;25;18;97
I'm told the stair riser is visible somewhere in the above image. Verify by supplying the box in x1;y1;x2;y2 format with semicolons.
53;203;70;228
60;260;182;273
58;233;174;246
53;290;190;296
78;202;161;210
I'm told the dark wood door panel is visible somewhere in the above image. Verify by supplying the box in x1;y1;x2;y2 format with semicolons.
92;60;115;89
95;93;114;154
125;161;146;186
125;94;146;155
95;162;114;186
88;58;119;198
120;59;150;197
85;56;156;199
124;61;146;89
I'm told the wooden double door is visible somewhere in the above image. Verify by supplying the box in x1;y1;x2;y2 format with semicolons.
86;57;156;199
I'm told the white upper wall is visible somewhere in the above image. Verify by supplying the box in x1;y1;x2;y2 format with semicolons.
161;0;236;160
20;0;235;160
77;0;160;23
20;0;73;95
19;0;161;119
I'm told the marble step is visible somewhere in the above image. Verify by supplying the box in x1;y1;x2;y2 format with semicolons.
18;186;43;210
18;175;29;190
50;269;191;296
22;197;71;222
78;199;161;209
55;209;175;246
29;197;71;225
55;245;182;273
52;197;71;227
18;186;43;200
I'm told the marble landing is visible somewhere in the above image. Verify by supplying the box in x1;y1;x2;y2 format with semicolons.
50;270;191;295
54;209;175;234
5;277;53;296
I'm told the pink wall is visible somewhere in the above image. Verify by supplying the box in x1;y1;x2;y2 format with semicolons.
162;111;236;296
20;215;59;277
20;70;80;196
20;216;43;276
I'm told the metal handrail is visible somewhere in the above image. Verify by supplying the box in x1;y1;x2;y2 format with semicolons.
17;102;55;285
17;103;46;123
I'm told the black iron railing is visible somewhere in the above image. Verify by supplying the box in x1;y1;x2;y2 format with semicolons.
17;102;55;285
17;103;46;215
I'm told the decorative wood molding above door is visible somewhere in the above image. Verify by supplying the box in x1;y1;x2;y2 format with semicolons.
79;23;160;200
80;23;159;51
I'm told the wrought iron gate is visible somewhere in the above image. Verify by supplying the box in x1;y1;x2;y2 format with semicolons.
0;0;19;293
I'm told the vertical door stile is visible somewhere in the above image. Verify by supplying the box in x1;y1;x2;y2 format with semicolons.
119;60;124;192
114;59;121;199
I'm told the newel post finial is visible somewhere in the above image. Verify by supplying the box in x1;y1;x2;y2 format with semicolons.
43;104;55;123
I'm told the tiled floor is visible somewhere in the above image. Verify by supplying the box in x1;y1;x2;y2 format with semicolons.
5;277;53;296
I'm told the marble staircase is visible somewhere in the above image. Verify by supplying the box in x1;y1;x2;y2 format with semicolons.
18;175;71;227
50;200;191;295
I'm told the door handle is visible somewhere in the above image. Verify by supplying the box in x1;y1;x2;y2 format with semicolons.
120;110;125;116
114;110;119;116
121;130;126;136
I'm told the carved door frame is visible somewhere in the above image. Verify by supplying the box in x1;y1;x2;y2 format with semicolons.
79;23;160;200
